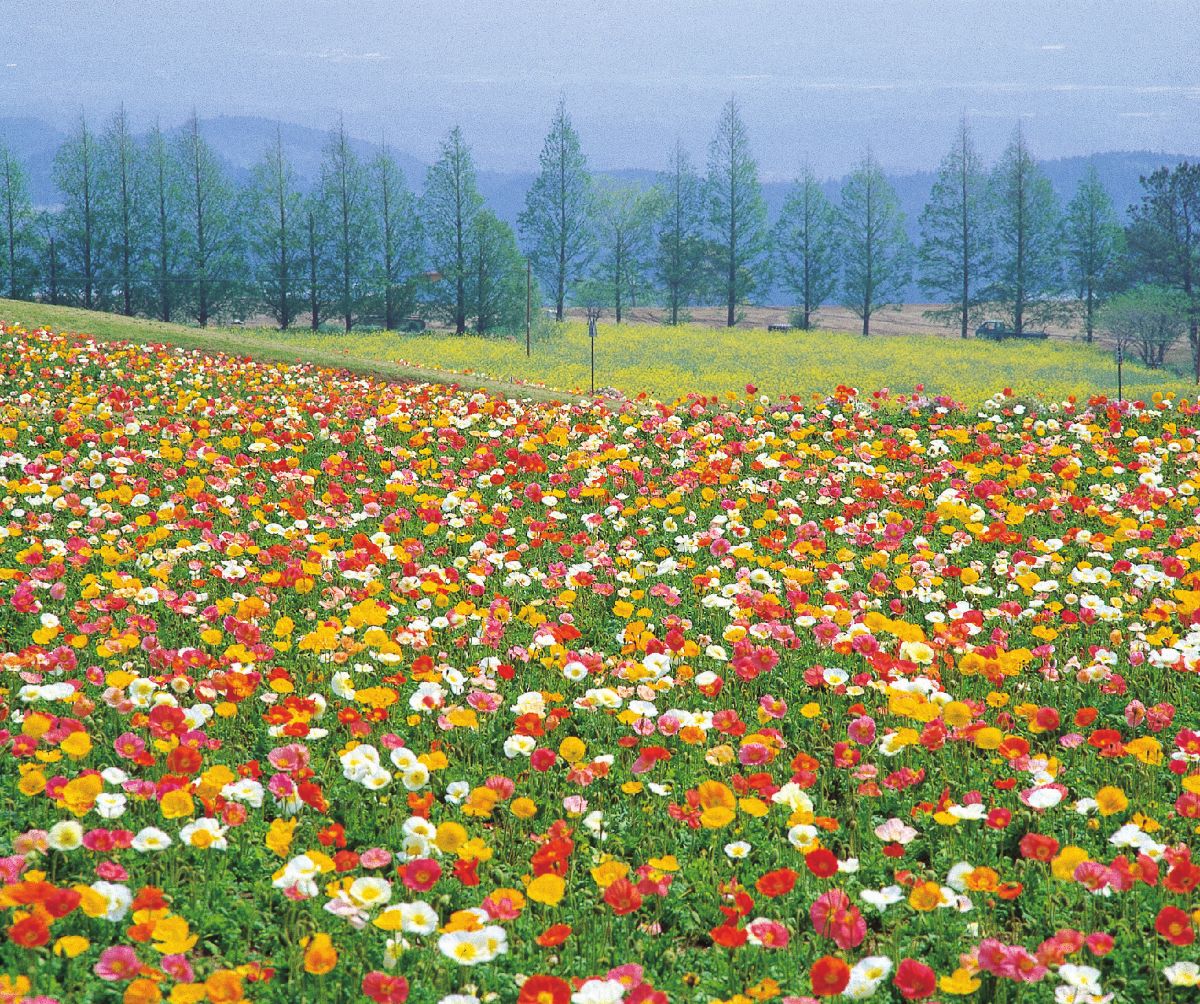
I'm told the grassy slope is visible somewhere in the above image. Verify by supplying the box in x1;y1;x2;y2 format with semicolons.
0;300;582;404
2;299;1192;407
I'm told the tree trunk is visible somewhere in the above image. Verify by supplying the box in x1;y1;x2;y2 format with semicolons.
82;137;93;310
1084;282;1094;343
960;131;970;339
1192;320;1199;385
342;173;352;332
5;189;15;300
193;138;207;328
614;247;622;324
308;214;319;331
48;237;58;304
120;151;132;316
278;169;290;330
158;162;171;322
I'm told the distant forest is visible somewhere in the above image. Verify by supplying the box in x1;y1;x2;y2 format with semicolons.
0;100;1197;370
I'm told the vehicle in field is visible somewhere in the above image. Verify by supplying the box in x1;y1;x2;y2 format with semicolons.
975;319;1049;341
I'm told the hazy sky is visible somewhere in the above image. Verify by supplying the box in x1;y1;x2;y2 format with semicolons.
1;0;1198;176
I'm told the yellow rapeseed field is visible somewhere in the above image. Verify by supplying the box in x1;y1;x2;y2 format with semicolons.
284;321;1194;406
1;299;1191;406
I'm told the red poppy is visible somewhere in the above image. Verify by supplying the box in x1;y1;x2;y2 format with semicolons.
1156;906;1195;946
894;958;937;1000
986;808;1013;829
710;923;748;949
402;858;442;891
452;858;480;887
131;885;168;911
603;878;643;916
1035;706;1061;730
8;913;50;948
166;744;203;774
535;924;572;948
363;972;410;1004
1165;860;1200;894
755;868;797;898
41;886;82;919
333;850;360;873
1018;833;1059;862
518;975;571;1004
810;955;850;997
805;848;838;878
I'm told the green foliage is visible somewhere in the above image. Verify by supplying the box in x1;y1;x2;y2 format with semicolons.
1063;164;1126;342
144;123;187;323
984;125;1063;333
918;117;991;338
838;151;912;335
705;96;769;327
1099;284;1189;368
653;140;708;325
314;120;375;331
774;165;839;330
466;209;527;335
97;105;151;316
592;180;656;323
244;129;306;329
1126;161;1200;378
369;146;423;331
0;140;38;299
175;113;247;326
52;114;101;308
421;126;483;334
303;194;338;331
519;97;595;322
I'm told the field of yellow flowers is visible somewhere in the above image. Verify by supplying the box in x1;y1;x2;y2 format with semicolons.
286;322;1193;407
4;320;1200;1004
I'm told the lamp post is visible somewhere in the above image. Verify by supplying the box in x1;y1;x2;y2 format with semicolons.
1116;342;1123;403
525;260;531;358
586;306;601;396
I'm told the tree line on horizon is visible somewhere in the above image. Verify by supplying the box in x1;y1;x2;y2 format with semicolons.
0;99;1197;374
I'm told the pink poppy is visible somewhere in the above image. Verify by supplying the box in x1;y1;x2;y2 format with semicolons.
809;889;866;950
94;945;141;982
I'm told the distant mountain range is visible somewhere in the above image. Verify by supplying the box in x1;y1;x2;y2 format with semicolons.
2;113;1195;302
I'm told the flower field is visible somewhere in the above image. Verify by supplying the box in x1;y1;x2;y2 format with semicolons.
284;322;1194;408
4;321;1200;1004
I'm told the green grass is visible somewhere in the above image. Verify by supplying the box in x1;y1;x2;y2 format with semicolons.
0;300;582;404
2;299;1193;407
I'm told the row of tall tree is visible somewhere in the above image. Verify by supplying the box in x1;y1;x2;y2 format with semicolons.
0;100;1197;364
0;109;529;334
511;97;1196;359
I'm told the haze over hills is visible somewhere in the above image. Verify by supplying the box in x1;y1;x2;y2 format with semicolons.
3;113;1193;240
3;2;1198;175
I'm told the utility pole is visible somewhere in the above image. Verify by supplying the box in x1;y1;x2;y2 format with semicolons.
1116;342;1123;403
526;260;531;358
